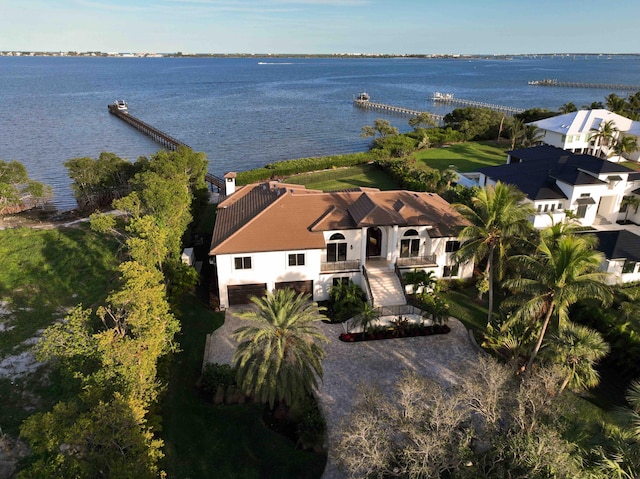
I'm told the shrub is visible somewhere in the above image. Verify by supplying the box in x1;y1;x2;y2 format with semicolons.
201;363;237;394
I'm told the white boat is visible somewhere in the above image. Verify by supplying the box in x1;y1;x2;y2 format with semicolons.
431;92;454;101
355;92;370;101
114;99;128;112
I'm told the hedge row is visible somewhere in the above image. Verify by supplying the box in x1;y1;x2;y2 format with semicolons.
235;151;376;185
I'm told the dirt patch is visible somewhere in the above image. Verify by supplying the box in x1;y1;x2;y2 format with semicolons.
0;207;83;230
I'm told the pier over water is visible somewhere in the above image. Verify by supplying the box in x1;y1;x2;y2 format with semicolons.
528;79;640;91
353;97;444;124
107;102;191;151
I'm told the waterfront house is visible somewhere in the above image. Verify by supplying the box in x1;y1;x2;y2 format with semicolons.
528;109;640;161
477;146;640;228
208;175;473;309
591;229;640;284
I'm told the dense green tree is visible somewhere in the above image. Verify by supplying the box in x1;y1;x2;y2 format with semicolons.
582;101;604;110
0;159;52;213
606;93;627;115
621;195;640;223
408;111;436;132
542;322;609;393
328;279;366;322
360;118;399;139
232;288;328;410
454;182;535;326
503;234;612;373
443;107;505;140
559;102;578;114
521;124;545;147
514;108;558;123
612;134;639;160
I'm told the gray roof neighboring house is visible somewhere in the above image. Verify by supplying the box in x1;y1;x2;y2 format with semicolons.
479;146;635;201
591;229;640;262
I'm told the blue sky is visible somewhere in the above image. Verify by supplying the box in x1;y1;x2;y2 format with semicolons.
2;0;639;54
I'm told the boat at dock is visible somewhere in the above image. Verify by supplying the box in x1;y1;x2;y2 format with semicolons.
114;99;128;112
431;92;454;101
355;92;370;102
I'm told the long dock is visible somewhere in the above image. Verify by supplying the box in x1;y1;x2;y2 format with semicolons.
528;79;640;91
107;103;191;151
430;94;524;115
353;99;444;123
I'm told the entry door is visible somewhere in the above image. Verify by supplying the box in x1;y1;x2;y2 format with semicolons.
366;227;382;257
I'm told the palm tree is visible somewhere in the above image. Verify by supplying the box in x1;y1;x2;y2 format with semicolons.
621;195;640;223
606;93;627;115
232;288;328;410
590;120;618;157
510;118;525;150
503;234;612;373
559;102;577;114
454;182;535;326
612;135;639;161
542;322;609;393
521;125;544;147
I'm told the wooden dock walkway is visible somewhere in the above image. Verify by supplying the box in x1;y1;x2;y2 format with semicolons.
353;99;444;123
528;79;640;91
108;103;191;151
430;95;524;115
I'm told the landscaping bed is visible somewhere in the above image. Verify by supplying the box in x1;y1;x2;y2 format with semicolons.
339;324;450;342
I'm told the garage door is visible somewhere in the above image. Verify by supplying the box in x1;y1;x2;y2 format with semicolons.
275;280;314;297
227;283;267;306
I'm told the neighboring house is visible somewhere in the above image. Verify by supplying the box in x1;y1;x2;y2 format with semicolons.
209;176;473;309
529;109;640;161
478;145;640;228
591;229;640;284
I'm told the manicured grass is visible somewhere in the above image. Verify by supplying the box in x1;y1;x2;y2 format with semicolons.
414;141;508;172
442;287;489;332
161;296;326;479
0;224;120;434
285;164;399;191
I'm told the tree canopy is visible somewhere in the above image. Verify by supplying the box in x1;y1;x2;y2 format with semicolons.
0;159;52;214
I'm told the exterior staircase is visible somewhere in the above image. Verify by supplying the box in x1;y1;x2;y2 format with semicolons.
365;262;407;307
595;215;612;225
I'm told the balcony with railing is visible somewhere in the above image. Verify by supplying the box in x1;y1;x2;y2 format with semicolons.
395;254;437;268
320;260;361;273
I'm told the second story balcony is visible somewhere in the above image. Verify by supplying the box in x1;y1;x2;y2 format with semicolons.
321;260;361;273
395;254;437;268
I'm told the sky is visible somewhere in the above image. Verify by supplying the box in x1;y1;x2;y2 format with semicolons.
2;0;640;55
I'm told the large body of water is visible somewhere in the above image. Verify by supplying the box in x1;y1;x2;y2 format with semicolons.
2;55;640;210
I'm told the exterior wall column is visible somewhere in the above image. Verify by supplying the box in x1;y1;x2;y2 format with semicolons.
360;227;368;266
389;225;399;269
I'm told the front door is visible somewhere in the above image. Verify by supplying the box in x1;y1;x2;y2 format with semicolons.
366;227;382;257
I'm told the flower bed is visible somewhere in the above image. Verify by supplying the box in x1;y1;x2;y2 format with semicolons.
339;324;450;342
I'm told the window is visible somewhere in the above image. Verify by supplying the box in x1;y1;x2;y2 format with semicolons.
445;240;461;253
623;260;637;274
332;277;350;287
400;230;420;258
537;204;543;213
543;204;549;213
576;205;588;218
443;264;459;277
550;204;555;212
288;253;305;266
234;256;252;270
327;242;347;262
329;233;345;241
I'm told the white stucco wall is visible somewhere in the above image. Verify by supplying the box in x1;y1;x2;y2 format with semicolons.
603;259;640;284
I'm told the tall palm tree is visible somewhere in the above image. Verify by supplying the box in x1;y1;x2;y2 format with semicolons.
612;135;639;161
510;118;525;150
542;322;609;393
454;182;535;326
503;234;612;373
232;288;328;410
621;195;640;223
590;120;618;157
606;93;627;115
521;125;544;147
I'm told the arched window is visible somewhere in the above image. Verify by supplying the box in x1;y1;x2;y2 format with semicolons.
400;229;420;258
327;233;347;262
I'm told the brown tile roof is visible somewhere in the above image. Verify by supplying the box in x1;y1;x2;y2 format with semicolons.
209;184;469;255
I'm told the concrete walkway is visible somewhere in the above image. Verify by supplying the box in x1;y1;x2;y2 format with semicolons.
203;308;480;479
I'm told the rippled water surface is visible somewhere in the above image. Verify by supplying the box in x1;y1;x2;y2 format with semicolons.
2;55;639;210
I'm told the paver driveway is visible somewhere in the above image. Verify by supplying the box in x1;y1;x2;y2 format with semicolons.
203;310;480;479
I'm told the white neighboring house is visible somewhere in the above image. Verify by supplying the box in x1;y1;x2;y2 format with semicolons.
529;109;640;162
208;176;473;309
478;145;640;229
591;230;640;284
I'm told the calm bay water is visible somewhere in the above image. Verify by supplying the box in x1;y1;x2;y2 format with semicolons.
1;55;640;210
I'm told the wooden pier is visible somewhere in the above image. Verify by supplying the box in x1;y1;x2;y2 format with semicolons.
527;79;640;91
353;99;444;123
430;94;524;116
108;103;191;151
205;172;226;192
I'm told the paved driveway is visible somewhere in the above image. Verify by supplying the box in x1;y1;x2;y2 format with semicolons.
203;310;480;479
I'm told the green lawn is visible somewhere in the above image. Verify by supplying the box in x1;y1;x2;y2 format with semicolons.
414;141;508;172
285;163;399;191
442;287;489;332
0;225;121;434
161;296;326;479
